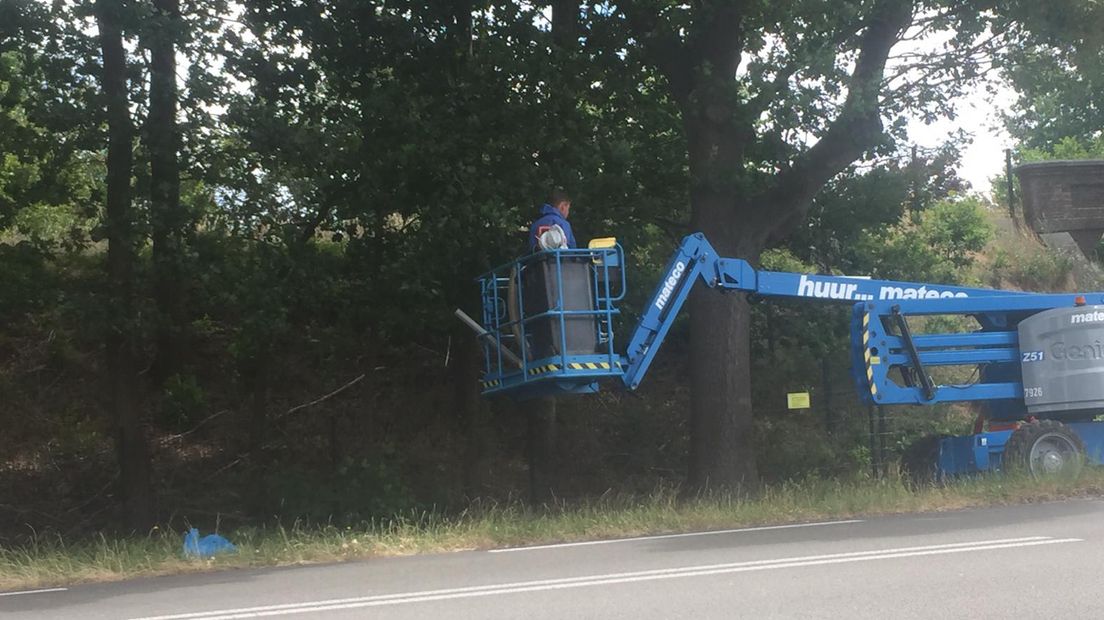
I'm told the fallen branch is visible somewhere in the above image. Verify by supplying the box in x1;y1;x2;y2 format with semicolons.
206;374;368;479
280;373;366;419
161;409;231;444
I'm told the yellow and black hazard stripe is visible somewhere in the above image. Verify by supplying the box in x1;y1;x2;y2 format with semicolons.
528;363;561;376
862;312;878;397
566;361;622;371
485;359;622;388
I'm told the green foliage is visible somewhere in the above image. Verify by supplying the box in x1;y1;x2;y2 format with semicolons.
788;142;970;272
753;185;990;389
1020;135;1104;162
917;199;994;269
160;374;208;431
755;412;868;481
0;242;57;317
262;458;414;525
987;238;1075;291
0;8;104;244
755;248;848;359
10;203;95;247
999;0;1104;149
760;247;815;273
2;0;1098;538
853;197;992;284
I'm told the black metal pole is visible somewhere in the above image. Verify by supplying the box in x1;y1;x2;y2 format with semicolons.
877;406;888;478
868;404;878;478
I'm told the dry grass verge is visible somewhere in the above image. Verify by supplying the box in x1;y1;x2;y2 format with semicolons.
4;470;1104;591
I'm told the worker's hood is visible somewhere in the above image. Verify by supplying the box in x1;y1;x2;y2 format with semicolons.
539;203;562;218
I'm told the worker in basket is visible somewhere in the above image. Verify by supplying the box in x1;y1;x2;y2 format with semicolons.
508;189;585;361
529;188;577;252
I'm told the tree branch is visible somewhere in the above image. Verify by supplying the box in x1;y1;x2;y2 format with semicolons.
280;373;366;419
746;24;867;119
620;5;695;104
759;0;913;241
687;1;746;80
745;61;801;119
299;176;359;243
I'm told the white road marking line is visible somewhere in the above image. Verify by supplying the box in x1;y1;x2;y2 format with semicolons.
129;536;1078;620
488;519;865;552
0;587;68;597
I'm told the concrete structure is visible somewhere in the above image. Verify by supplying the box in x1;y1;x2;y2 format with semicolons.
1016;160;1104;255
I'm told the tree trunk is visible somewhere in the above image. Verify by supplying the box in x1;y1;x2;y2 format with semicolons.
516;0;579;506
147;0;185;381
527;397;558;505
245;356;271;516
625;0;910;492
96;0;154;531
451;0;473;66
685;188;762;492
551;0;578;48
449;329;488;495
546;0;580;184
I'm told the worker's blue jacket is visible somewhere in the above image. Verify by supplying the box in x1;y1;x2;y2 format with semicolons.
528;204;577;252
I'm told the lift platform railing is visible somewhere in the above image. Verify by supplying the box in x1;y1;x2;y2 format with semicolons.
475;243;627;396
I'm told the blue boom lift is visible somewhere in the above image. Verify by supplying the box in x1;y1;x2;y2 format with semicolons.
461;233;1104;480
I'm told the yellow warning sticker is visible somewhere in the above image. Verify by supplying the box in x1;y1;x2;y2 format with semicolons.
787;392;811;409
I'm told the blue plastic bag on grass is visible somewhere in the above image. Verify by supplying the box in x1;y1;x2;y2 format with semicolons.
183;528;237;558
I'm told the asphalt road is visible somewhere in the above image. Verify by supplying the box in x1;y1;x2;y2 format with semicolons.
5;500;1104;619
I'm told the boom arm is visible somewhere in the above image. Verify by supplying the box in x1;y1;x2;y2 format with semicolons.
470;232;1101;416
621;233;1027;390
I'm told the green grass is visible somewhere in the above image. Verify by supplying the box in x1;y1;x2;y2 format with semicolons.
4;470;1104;591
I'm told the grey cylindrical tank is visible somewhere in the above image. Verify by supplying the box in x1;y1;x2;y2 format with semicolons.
1019;305;1104;416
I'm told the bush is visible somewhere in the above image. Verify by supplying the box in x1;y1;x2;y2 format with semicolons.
160;374;208;432
0;242;55;316
853;197;992;284
261;457;415;525
986;236;1075;291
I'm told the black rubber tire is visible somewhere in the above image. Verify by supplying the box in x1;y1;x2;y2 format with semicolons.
1002;420;1086;479
900;434;950;487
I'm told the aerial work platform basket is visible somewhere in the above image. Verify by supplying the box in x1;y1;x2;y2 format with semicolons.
474;239;627;398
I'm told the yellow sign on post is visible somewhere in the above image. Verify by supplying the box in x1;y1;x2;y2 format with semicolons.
787;392;811;410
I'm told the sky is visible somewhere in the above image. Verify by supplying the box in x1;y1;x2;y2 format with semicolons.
905;79;1016;196
896;17;1017;197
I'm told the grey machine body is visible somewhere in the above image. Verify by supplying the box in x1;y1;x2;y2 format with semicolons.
1019;305;1104;416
